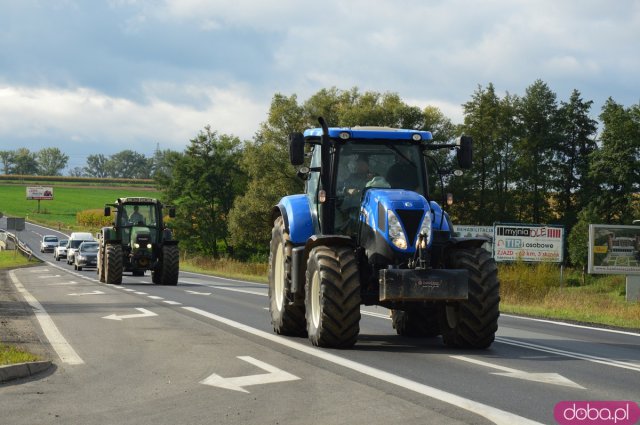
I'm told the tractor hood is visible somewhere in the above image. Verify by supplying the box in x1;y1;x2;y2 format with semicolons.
360;189;433;262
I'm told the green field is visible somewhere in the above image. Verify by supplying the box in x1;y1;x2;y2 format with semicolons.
0;184;159;229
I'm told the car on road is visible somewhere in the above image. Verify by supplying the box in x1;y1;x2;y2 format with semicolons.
67;232;95;265
74;241;98;271
40;235;59;253
54;239;69;261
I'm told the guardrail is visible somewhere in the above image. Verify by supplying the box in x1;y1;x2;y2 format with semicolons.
0;231;34;260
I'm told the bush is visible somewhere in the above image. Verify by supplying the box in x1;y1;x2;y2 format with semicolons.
76;209;113;228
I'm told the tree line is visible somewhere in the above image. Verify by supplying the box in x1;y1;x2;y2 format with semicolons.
0;147;175;180
159;83;640;267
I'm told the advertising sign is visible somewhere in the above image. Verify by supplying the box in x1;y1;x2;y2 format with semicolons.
494;223;564;263
26;186;54;200
452;225;494;252
588;224;640;275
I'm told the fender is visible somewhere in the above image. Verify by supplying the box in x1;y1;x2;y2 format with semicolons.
272;195;315;244
429;201;451;232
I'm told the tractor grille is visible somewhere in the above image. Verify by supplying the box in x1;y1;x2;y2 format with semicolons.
396;209;424;247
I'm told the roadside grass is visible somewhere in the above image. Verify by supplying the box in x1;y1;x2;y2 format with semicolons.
0;343;40;366
0;250;37;269
500;261;640;329
180;255;268;284
0;184;158;230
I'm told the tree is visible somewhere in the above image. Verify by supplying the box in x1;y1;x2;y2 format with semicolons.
567;205;601;279
37;147;69;176
162;127;247;256
84;154;109;178
0;151;15;174
68;166;86;177
553;89;597;229
588;98;640;223
105;150;151;179
12;148;38;175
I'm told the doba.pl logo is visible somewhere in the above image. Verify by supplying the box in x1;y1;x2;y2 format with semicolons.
555;401;640;425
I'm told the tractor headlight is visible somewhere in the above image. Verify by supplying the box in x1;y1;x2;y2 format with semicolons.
418;211;433;247
387;210;407;250
134;243;140;248
146;243;152;249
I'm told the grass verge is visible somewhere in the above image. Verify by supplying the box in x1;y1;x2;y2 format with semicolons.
0;343;40;366
0;250;37;269
180;255;268;284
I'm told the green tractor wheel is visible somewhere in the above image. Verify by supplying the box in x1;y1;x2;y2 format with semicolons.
156;245;179;286
105;244;123;285
97;245;106;283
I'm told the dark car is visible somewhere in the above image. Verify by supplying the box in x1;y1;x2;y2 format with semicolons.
74;241;98;271
40;235;59;253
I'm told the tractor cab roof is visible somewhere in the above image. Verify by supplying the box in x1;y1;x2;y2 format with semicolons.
303;126;433;143
116;197;159;205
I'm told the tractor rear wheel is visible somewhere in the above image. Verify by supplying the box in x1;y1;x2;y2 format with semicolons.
392;305;440;337
305;245;360;348
105;244;123;285
268;216;306;336
97;245;106;283
439;248;499;349
157;245;179;286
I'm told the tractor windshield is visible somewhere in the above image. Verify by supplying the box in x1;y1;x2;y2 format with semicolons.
119;204;158;227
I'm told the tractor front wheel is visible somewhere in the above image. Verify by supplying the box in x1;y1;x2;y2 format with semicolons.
392;305;440;337
305;245;360;348
268;216;306;336
105;244;123;285
439;248;500;349
97;245;106;283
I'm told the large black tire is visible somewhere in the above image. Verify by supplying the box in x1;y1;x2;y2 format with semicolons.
105;244;123;285
158;245;179;286
268;216;306;336
151;270;161;284
305;245;361;348
97;245;106;283
392;305;440;337
439;248;500;349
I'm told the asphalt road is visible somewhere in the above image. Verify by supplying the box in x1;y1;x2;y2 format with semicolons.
1;219;639;424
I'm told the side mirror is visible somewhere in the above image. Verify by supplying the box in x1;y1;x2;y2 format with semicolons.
456;136;473;169
104;207;111;217
297;166;310;180
289;132;305;166
168;207;176;218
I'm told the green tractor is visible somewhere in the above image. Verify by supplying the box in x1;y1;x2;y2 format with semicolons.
97;197;179;286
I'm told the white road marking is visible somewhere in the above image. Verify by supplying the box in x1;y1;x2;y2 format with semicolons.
496;337;640;372
123;289;136;292
201;356;300;393
48;282;79;286
148;295;164;300
68;290;105;296
163;300;182;305
38;275;61;278
182;306;542;425
181;278;267;297
30;268;50;272
361;310;391;319
185;290;212;296
501;314;640;337
102;308;157;321
9;270;84;365
450;355;585;389
134;291;148;295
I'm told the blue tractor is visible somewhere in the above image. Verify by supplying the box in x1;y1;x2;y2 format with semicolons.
269;118;499;348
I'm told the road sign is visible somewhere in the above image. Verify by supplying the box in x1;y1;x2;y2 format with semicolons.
26;186;54;200
588;224;640;275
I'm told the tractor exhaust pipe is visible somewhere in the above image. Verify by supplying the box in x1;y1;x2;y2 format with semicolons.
317;116;335;235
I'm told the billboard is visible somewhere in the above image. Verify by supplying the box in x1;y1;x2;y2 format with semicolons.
588;224;640;275
26;186;53;200
494;223;564;263
452;225;494;252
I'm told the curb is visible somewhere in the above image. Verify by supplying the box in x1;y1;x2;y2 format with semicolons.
0;360;52;384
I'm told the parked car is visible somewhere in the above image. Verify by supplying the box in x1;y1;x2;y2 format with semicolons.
40;235;59;253
54;239;69;261
67;232;95;265
74;241;99;270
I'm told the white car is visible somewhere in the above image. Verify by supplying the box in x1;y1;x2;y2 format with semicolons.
40;235;59;253
54;239;69;261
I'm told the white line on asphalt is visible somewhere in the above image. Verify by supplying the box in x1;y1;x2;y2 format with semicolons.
501;314;640;337
148;295;164;300
123;289;136;292
495;337;640;372
180;270;266;286
163;300;182;305
9;270;84;365
134;291;148;295
182;306;542;425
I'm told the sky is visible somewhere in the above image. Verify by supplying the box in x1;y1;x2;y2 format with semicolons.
1;0;639;171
